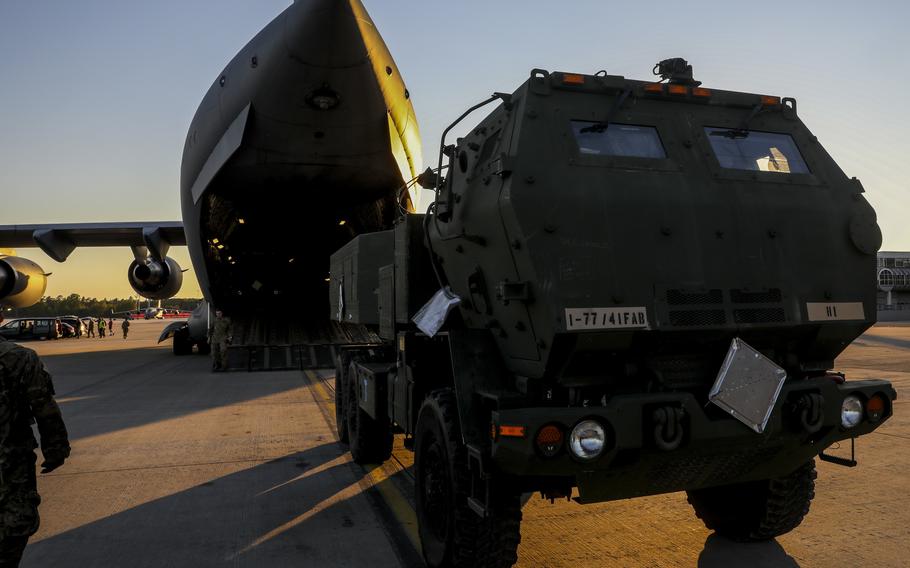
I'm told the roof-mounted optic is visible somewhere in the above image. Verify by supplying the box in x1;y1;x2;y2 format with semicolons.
653;57;701;87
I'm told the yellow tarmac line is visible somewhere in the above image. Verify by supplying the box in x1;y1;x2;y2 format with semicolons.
310;374;332;403
303;370;421;553
364;462;421;552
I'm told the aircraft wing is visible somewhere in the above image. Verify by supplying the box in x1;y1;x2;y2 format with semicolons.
0;222;185;262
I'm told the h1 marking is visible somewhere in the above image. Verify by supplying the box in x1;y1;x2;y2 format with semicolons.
806;302;864;322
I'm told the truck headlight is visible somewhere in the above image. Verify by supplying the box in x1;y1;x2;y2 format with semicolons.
841;396;863;428
569;420;605;460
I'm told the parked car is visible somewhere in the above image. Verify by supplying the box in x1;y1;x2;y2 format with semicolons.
59;322;76;338
60;316;86;338
0;317;62;340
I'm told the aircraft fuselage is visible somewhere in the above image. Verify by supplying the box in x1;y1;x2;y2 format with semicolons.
180;0;420;316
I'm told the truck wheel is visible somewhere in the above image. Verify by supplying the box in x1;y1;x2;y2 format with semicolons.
415;389;522;568
334;353;349;444
686;459;817;541
346;361;392;463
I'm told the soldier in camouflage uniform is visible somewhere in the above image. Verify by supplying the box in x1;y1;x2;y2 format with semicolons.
0;312;70;567
210;310;232;371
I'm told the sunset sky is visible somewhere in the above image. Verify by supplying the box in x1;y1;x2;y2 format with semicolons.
1;0;907;299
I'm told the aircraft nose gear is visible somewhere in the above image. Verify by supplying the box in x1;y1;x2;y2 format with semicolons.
652;406;685;451
797;393;825;434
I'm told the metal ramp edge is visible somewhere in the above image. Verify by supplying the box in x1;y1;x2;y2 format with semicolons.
224;343;340;372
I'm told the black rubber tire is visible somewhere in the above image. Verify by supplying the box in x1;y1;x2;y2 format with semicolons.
415;389;522;568
334;353;350;444
173;329;193;356
687;459;817;541
196;341;211;355
346;361;393;464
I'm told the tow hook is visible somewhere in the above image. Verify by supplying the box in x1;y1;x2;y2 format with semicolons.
797;393;825;434
652;406;685;451
820;437;858;467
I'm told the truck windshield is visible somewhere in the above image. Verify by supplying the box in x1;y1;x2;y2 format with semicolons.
571;121;666;159
705;127;810;174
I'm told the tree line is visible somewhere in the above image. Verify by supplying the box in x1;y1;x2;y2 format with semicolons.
4;294;202;318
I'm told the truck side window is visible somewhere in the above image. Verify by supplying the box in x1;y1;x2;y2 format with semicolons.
705;128;810;174
571;121;666;159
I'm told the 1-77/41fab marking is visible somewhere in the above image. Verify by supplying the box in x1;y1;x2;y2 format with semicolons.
565;307;650;331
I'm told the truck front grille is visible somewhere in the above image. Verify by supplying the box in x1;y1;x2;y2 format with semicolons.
733;308;786;324
669;309;727;326
730;288;782;304
662;288;787;327
667;289;723;305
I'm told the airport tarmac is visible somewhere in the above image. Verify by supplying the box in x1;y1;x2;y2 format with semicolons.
16;320;910;567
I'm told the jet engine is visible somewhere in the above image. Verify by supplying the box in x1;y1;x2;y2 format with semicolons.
0;255;49;308
128;256;183;300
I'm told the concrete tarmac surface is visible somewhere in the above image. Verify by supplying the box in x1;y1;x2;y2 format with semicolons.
15;320;910;567
19;320;408;567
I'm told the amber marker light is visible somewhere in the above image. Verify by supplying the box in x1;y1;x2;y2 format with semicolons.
668;84;687;96
562;73;585;85
761;95;781;106
643;83;663;94
499;425;527;438
866;394;886;423
237;218;246;225
692;87;712;98
535;424;564;458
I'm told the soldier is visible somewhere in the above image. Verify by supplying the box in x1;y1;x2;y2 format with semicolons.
210;309;232;371
97;317;105;338
86;318;94;338
107;318;113;338
0;311;70;567
121;318;130;340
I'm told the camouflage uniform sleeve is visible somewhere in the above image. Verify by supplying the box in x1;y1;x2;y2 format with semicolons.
22;351;71;463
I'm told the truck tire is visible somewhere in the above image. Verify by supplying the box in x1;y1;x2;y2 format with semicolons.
686;459;817;541
415;389;522;568
173;329;193;356
334;353;349;444
346;361;392;463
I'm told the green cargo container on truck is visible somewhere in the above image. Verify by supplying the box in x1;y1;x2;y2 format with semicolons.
329;59;895;568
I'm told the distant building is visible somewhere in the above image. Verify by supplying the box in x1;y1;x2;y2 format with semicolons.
877;251;910;320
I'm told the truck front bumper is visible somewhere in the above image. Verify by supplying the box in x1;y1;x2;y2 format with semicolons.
490;377;895;503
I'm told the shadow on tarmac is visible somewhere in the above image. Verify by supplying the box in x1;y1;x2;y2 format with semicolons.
21;443;408;568
40;348;304;443
698;534;800;567
859;333;910;350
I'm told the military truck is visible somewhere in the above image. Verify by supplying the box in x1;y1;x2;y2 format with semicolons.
329;59;896;568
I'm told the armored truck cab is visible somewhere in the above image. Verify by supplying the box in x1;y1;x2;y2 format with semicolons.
330;62;895;568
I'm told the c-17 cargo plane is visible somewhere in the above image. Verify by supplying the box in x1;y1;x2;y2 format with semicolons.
0;0;422;360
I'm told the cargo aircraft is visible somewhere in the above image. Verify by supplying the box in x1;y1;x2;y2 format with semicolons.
0;0;422;353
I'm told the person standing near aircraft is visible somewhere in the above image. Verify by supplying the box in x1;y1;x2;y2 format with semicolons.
97;317;105;338
0;311;70;566
121;318;130;340
210;310;232;371
107;318;113;338
86;318;94;338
